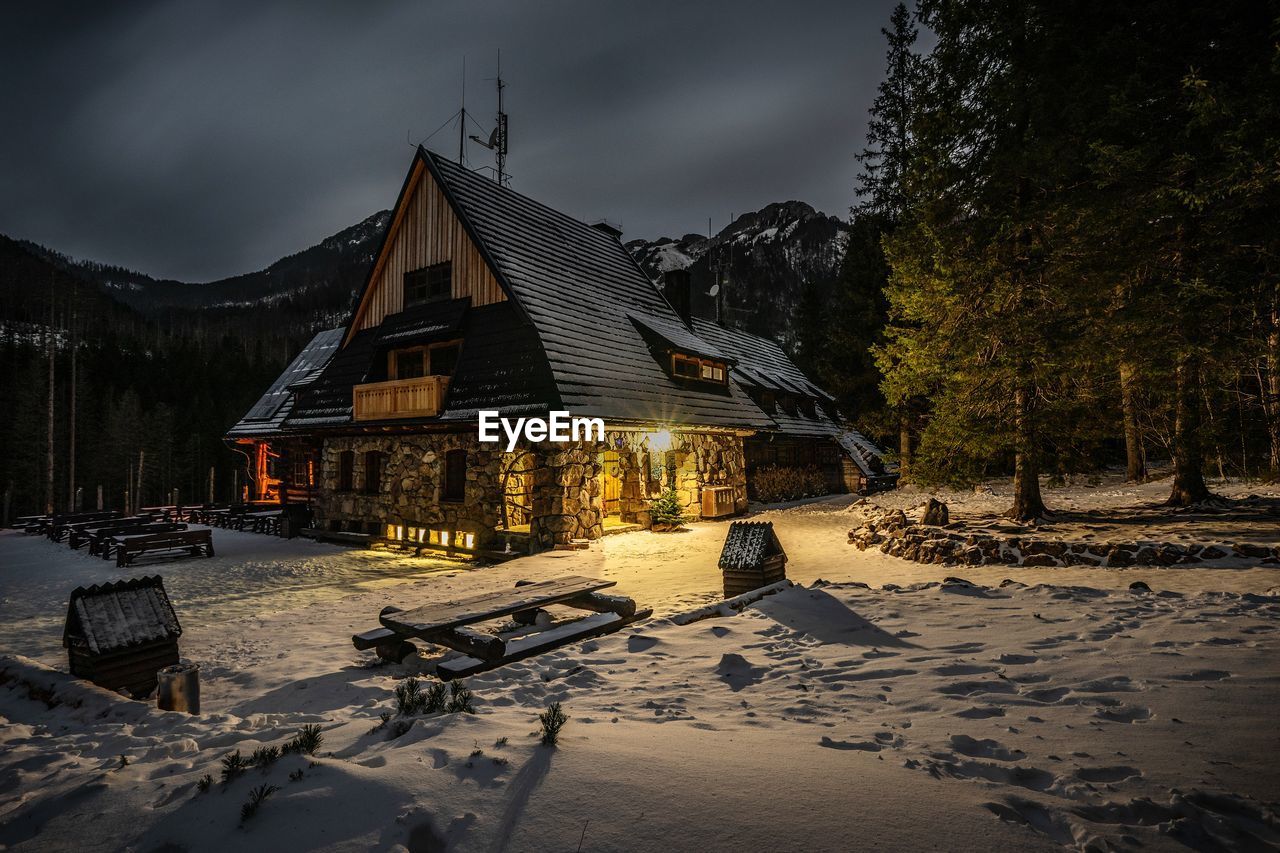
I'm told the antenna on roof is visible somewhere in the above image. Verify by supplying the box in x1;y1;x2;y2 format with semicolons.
458;57;467;165
469;49;510;186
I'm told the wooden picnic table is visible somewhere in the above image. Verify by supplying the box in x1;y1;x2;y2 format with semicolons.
94;522;189;557
48;512;125;542
67;516;152;549
356;575;649;679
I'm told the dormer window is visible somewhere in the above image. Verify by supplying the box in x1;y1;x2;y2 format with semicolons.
390;340;462;379
405;262;452;307
670;353;727;385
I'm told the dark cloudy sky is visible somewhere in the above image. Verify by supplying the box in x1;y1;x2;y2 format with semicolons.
1;1;898;282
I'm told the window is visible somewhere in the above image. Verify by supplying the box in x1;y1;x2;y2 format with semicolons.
337;450;355;492
363;451;385;495
429;344;459;376
779;394;798;415
799;396;817;417
443;449;467;502
672;355;700;378
760;390;777;413
670;353;727;385
393;349;427;380
390;341;461;380
404;262;452;307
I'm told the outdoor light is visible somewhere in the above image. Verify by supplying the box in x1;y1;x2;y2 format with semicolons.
463;532;475;549
440;531;450;547
648;428;674;453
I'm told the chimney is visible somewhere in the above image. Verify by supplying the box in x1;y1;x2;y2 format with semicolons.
590;219;623;240
664;269;693;326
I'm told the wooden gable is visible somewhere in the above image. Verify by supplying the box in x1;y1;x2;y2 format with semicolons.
348;156;505;339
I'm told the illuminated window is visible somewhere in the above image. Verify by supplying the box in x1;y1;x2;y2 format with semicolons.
670;354;727;385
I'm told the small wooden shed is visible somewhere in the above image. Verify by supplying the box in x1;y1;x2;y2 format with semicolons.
719;521;788;598
63;576;182;699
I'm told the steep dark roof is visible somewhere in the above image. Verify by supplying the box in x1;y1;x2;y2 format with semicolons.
63;576;182;655
718;521;787;570
692;318;845;440
425;152;774;429
227;327;342;437
374;296;470;346
230;147;891;470
288;328;380;428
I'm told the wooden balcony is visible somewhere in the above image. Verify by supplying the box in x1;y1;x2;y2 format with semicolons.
353;375;449;421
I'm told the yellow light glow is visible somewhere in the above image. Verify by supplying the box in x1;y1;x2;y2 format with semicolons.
648;428;674;453
440;531;450;547
463;532;475;549
395;525;404;541
386;524;396;539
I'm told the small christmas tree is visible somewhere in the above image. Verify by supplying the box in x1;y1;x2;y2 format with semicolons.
648;487;687;530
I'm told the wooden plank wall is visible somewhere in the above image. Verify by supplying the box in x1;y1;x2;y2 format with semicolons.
355;161;506;332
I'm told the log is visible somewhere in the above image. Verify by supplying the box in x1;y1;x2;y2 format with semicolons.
671;580;795;626
426;625;505;661
565;590;638;618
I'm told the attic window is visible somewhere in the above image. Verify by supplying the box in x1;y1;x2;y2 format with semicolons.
779;394;798;415
405;262;452;307
799;396;817;417
760;390;777;413
670;353;727;385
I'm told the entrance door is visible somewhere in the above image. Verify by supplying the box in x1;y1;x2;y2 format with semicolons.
601;450;622;517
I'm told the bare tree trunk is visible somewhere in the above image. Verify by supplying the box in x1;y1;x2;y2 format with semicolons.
136;449;146;511
1167;357;1212;505
208;466;216;504
1006;385;1047;520
44;290;55;515
67;296;77;512
898;410;912;481
1267;294;1280;476
1119;362;1146;482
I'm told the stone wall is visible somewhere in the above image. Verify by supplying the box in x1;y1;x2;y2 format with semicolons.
848;507;1280;567
315;433;504;548
611;431;748;526
316;428;748;553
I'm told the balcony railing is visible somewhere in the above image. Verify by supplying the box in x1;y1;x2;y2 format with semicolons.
352;375;449;421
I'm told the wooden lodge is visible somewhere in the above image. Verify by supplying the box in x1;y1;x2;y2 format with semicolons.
226;147;894;554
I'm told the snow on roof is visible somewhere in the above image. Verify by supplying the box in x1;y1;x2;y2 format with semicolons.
63;576;182;655
718;521;786;571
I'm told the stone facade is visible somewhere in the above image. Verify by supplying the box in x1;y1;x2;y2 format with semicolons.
315;428;749;553
315;432;505;548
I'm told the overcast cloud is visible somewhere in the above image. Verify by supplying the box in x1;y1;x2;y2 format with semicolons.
0;1;898;282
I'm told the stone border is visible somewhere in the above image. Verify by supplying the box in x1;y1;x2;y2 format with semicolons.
848;510;1280;568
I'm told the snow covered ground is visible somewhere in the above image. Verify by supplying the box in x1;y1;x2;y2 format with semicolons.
1;476;1279;851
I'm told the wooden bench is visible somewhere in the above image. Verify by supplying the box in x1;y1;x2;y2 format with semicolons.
246;511;282;535
113;529;214;567
48;512;124;542
67;516;152;550
94;523;189;558
352;575;649;679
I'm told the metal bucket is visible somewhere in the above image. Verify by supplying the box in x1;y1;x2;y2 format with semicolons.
157;661;200;714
